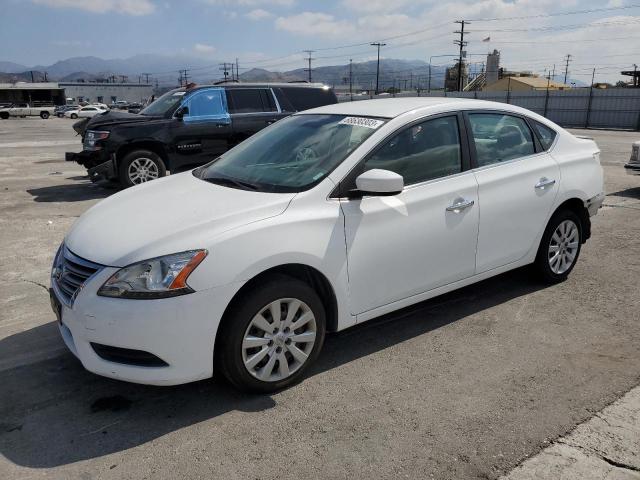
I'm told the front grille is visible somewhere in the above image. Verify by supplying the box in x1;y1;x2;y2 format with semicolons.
52;246;103;306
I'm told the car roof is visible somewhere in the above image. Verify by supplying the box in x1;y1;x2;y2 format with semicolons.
299;97;531;119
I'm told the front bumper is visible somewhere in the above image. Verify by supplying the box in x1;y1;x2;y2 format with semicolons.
51;267;240;386
624;163;640;176
66;150;117;182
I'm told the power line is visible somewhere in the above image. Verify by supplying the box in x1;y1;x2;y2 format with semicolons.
469;4;640;21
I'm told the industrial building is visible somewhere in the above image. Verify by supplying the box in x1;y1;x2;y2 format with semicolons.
0;82;65;106
0;81;154;106
483;75;570;92
60;82;153;104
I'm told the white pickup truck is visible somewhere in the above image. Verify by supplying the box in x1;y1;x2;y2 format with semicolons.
0;103;56;119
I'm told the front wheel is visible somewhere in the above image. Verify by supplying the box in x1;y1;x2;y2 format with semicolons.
70;113;78;119
118;149;167;187
40;111;50;119
218;275;326;393
534;209;583;283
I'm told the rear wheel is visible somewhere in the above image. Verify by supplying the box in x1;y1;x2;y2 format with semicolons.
0;113;8;119
118;149;166;187
218;275;326;393
534;209;583;283
70;113;78;119
40;111;50;119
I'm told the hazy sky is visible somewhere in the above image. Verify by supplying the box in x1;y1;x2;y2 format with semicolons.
2;0;639;83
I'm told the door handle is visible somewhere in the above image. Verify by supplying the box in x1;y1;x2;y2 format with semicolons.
446;198;475;213
535;177;556;190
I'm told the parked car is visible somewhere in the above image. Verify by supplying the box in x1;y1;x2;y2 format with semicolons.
111;100;129;110
51;98;604;392
56;105;81;118
0;103;56;119
65;83;338;187
64;105;107;119
127;102;143;114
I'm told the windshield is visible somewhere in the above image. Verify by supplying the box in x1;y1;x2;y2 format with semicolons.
139;89;186;116
196;114;385;193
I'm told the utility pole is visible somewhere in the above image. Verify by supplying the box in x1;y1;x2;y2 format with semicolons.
563;54;572;85
349;59;354;95
219;63;231;82
371;42;386;94
44;71;48;82
303;50;315;82
454;20;469;92
236;58;239;81
142;73;151;83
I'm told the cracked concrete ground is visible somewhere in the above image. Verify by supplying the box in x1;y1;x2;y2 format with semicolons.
502;386;640;479
0;118;639;479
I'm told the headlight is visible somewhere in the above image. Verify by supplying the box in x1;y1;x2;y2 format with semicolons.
97;250;207;299
84;130;110;150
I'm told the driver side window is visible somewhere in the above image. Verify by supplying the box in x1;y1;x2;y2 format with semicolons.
183;89;228;121
364;116;462;186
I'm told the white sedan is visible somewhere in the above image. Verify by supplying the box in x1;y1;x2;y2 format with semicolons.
50;98;604;391
64;105;107;119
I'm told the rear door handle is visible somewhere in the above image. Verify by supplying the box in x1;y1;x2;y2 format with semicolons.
446;198;475;213
535;177;556;190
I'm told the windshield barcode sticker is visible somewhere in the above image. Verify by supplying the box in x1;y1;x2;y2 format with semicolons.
339;117;384;129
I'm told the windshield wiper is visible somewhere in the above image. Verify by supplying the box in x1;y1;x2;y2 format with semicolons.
203;176;259;191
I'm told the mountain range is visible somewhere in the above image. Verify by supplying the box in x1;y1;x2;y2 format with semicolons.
0;54;448;89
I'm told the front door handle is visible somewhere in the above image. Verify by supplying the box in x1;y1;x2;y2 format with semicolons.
446;198;475;213
535;177;556;190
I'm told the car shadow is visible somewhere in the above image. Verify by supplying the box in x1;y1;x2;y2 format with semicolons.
608;186;640;200
26;178;118;203
0;267;547;468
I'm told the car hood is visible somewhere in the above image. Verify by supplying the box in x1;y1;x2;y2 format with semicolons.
65;172;296;267
73;110;160;135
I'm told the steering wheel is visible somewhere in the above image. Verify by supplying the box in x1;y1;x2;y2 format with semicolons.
295;146;319;163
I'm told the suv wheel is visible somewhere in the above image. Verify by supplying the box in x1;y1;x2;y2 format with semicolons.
218;274;326;393
119;149;167;187
40;111;50;119
534;209;583;283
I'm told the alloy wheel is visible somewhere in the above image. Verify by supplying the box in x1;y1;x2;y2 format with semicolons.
548;219;579;275
128;157;159;184
242;298;317;382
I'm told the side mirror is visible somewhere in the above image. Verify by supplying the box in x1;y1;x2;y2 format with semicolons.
175;105;189;120
354;169;404;196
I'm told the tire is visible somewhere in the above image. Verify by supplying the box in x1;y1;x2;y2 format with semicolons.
0;113;8;119
533;209;583;283
40;111;50;119
70;113;78;119
218;274;326;393
118;149;167;187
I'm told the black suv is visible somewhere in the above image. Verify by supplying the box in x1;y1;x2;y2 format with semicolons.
66;83;338;187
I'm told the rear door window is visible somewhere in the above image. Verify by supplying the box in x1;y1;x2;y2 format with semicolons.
226;89;275;114
468;113;535;167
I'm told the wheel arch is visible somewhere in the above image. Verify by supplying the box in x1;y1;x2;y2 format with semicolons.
213;263;339;367
551;197;591;242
